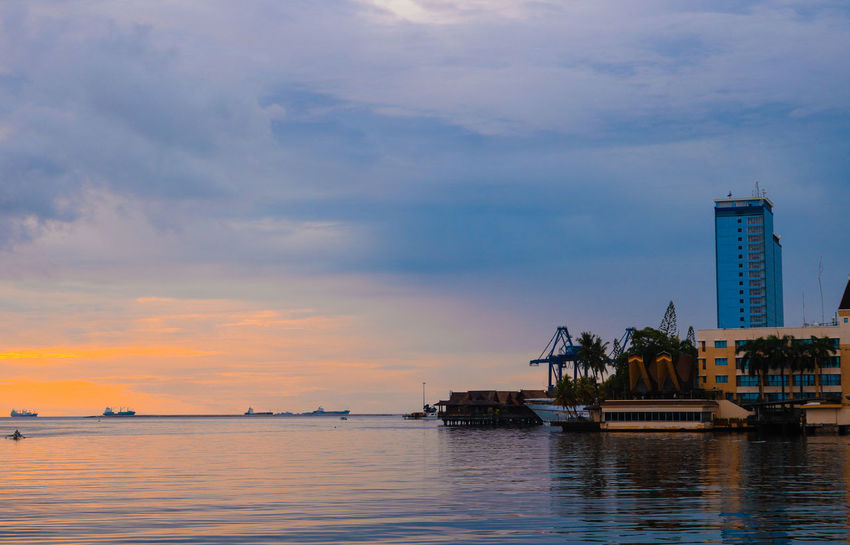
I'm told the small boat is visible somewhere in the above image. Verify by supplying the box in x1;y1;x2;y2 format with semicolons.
402;406;439;420
403;383;439;420
103;407;135;416
299;407;350;416
244;407;273;416
10;409;38;418
6;430;25;440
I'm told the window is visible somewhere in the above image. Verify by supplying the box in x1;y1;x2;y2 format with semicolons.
740;393;759;402
738;228;742;232
749;280;765;288
748;235;761;242
750;288;764;296
767;375;788;387
749;253;764;261
738;237;743;242
716;375;728;383
747;217;763;225
699;358;706;369
794;374;816;386
823;374;841;386
715;357;728;366
824;356;841;368
844;317;848;323
714;340;727;348
737;375;759;387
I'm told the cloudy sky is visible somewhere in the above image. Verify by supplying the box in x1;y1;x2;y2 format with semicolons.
1;0;848;414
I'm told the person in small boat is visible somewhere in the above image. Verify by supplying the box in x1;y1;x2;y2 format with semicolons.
9;429;24;440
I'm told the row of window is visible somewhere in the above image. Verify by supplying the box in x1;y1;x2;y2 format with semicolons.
604;411;712;423
733;374;841;387
709;339;841;351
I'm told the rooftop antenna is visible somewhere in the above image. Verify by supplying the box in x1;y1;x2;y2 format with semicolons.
753;181;760;198
727;191;733;198
818;257;825;324
802;290;807;326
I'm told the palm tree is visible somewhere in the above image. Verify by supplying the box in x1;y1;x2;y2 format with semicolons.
763;335;793;401
553;376;578;419
738;337;768;402
808;336;837;398
577;332;611;383
787;341;812;399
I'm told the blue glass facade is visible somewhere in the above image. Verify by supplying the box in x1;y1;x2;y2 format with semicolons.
715;197;784;328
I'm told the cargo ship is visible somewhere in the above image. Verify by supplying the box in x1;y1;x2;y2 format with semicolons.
103;407;135;416
10;409;38;418
245;407;273;415
300;407;349;416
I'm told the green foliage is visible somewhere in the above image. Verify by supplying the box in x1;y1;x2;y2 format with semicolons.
576;331;611;380
553;375;597;418
737;334;837;401
659;301;678;338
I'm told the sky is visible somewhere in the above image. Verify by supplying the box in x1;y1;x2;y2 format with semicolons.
1;0;849;415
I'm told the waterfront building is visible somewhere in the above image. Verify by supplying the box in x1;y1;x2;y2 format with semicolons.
714;195;784;328
437;390;546;426
588;399;751;432
698;275;850;404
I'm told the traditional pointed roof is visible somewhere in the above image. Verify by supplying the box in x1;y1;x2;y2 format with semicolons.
840;275;850;310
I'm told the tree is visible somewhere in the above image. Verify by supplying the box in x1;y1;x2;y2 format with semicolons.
762;335;793;402
553;376;579;419
577;332;611;382
738;337;769;402
553;376;596;419
659;301;679;338
686;326;696;348
808;336;837;398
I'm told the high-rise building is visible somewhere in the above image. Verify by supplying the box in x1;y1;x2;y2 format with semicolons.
714;195;784;328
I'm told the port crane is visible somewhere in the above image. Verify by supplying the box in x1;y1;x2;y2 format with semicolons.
529;326;634;391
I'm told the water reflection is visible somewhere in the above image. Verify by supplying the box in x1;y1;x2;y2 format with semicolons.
4;418;850;543
548;432;850;543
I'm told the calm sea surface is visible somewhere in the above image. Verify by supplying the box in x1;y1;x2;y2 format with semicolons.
2;416;850;544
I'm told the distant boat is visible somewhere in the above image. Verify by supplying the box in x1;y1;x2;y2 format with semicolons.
10;409;38;418
403;382;439;420
245;407;273;416
274;411;295;416
300;407;350;416
103;407;135;416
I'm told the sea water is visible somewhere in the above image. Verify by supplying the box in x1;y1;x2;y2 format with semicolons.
2;416;850;544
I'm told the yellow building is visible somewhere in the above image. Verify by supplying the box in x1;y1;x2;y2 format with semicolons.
697;275;850;404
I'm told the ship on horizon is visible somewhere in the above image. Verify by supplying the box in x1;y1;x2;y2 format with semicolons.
245;407;274;415
103;407;135;416
10;409;38;418
300;406;350;416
